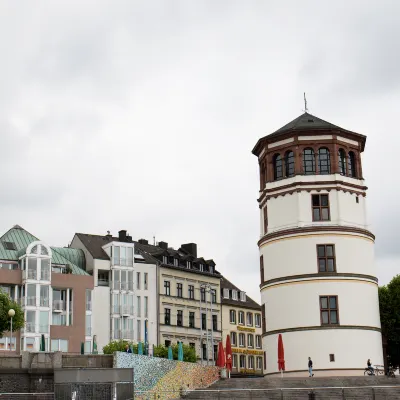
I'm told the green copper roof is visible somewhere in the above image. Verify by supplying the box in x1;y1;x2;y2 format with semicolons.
51;247;88;275
0;225;88;275
0;225;38;261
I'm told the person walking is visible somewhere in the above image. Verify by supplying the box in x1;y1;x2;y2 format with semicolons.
308;357;314;377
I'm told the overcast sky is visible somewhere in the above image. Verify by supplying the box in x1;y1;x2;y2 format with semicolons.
1;0;399;302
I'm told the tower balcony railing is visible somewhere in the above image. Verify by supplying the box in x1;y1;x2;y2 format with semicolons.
22;296;37;307
40;270;50;281
23;269;37;280
40;297;49;307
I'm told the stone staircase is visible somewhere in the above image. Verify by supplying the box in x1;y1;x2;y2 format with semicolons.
183;376;400;399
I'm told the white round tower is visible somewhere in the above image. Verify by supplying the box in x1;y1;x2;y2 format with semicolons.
252;112;383;376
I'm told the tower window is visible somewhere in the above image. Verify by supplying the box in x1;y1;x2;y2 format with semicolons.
338;149;346;175
303;148;316;175
320;296;339;325
312;194;330;221
318;148;331;175
273;154;283;180
285;151;295;177
356;197;359;204
263;207;268;235
348;151;356;178
260;255;264;284
317;244;336;272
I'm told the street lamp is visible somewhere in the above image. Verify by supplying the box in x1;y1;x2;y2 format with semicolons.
8;309;15;351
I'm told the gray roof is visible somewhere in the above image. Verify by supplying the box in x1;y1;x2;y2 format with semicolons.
74;233;157;265
252;112;366;155
220;276;261;310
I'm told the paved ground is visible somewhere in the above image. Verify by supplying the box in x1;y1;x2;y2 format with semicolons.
183;376;400;399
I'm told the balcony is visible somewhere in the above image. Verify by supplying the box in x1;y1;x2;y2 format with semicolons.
40;270;50;281
121;330;133;340
120;305;134;316
23;270;37;280
113;280;120;290
120;282;128;291
113;305;120;314
25;322;35;333
98;278;109;287
40;297;49;307
53;300;66;312
23;296;37;307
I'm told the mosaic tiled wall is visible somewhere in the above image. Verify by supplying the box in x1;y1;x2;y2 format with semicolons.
114;352;220;399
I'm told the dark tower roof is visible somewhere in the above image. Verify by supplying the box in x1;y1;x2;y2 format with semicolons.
252;112;366;156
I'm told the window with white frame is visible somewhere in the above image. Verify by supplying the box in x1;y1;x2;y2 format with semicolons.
144;296;148;318
51;339;68;352
223;288;229;299
239;355;246;369
255;313;261;327
136;272;141;289
256;335;262;349
229;310;236;324
248;356;254;369
137;296;141;317
0;336;15;351
247;334;254;348
85;341;91;354
239;333;245;347
232;290;238;300
231;332;237;346
256;356;263;370
246;312;253;326
232;354;237;368
238;311;244;325
144;273;148;290
240;291;246;302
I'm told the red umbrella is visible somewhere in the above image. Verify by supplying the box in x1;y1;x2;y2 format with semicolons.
216;341;225;367
278;334;285;372
225;334;232;373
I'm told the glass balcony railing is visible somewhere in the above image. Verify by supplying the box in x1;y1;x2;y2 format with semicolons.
53;300;66;311
40;297;49;307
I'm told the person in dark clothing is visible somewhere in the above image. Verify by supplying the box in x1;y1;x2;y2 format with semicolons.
367;359;374;374
125;344;132;353
308;357;314;377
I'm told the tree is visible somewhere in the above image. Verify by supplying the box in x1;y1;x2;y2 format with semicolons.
0;290;25;337
379;274;400;368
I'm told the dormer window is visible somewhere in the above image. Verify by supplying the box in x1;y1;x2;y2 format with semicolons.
174;258;179;267
186;261;191;269
232;290;238;300
199;264;204;272
209;266;214;274
240;292;246;302
223;288;229;299
162;256;168;264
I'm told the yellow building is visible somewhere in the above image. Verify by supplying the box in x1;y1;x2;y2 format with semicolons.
136;240;222;362
221;277;264;375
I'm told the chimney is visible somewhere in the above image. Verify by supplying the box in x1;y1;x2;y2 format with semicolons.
181;243;197;258
158;241;168;250
106;231;112;240
126;235;132;243
138;239;148;245
118;230;127;242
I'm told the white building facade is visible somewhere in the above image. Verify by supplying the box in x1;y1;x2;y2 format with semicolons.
253;113;383;376
71;231;157;352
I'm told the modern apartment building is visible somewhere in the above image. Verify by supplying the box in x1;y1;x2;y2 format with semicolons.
220;277;264;375
70;230;157;352
135;240;222;362
0;225;93;353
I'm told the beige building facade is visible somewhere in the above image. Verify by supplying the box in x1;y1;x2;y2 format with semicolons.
221;277;264;375
136;240;222;362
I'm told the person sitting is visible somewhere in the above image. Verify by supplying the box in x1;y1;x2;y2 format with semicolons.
125;344;132;353
367;359;374;374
